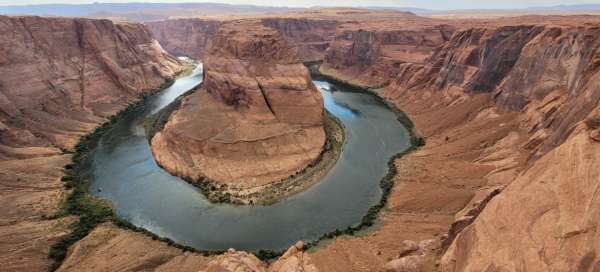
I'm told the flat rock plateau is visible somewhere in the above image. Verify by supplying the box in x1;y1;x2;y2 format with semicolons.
1;7;600;272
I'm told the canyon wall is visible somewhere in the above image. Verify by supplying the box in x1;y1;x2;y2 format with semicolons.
3;10;600;272
261;18;338;62
373;21;600;272
0;15;182;271
149;20;325;201
148;17;338;62
430;24;600;272
146;19;220;59
320;19;455;88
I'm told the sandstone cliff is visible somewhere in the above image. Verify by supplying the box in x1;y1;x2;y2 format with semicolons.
320;18;455;88
373;20;600;272
286;15;600;272
150;20;326;202
261;18;338;62
0;15;182;271
4;10;600;272
429;24;600;272
147;17;338;62
146;19;220;59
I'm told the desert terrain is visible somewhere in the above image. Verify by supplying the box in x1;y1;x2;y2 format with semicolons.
0;4;599;272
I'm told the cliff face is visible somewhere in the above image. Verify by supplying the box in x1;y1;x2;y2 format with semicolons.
320;20;455;88
430;25;600;272
0;16;182;153
146;19;220;59
376;22;600;272
150;20;325;198
261;18;338;62
0;15;182;271
147;18;338;62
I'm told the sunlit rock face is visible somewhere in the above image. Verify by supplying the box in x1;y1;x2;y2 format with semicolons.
150;20;326;191
378;20;600;272
0;16;182;153
0;15;182;271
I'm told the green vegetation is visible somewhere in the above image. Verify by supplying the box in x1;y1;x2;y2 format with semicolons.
49;100;144;271
48;63;425;268
144;83;201;140
47;73;205;271
303;64;426;251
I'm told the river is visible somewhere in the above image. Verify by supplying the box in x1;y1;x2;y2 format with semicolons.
90;63;410;251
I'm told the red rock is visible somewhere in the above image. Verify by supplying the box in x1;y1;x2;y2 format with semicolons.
150;20;325;196
146;19;220;59
0;15;182;271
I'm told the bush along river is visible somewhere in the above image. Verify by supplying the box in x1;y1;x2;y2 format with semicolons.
60;62;418;259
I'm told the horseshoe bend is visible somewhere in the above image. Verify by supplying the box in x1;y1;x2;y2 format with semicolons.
0;4;600;272
148;21;337;204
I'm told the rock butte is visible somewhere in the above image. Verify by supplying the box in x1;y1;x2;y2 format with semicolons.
1;7;600;272
149;20;327;202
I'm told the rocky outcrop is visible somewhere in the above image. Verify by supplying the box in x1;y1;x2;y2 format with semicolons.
269;241;318;272
201;249;267;272
261;18;338;62
150;20;326;203
146;19;220;59
57;223;212;272
441;125;600;272
199;241;317;272
0;15;182;271
384;239;439;272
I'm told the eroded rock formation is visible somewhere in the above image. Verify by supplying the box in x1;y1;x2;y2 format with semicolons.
320;16;455;88
0;15;182;271
146;19;220;59
147;17;338;62
261;18;338;62
375;19;600;272
150;20;326;203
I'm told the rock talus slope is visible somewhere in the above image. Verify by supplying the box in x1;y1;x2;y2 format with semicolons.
150;20;325;198
0;15;182;271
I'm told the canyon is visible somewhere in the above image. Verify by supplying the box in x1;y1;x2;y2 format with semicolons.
1;7;600;272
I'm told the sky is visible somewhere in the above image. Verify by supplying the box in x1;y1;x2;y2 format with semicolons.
0;0;598;10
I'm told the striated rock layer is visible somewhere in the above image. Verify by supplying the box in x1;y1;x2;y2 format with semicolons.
147;17;338;62
301;15;600;272
320;14;455;88
430;23;600;272
146;19;220;59
261;18;338;62
4;10;600;272
0;15;182;271
150;20;326;201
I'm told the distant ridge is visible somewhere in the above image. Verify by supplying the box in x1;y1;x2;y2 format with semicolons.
527;3;600;10
0;2;298;21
